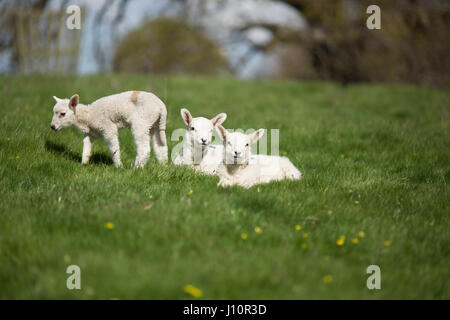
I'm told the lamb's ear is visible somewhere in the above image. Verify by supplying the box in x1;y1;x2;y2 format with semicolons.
216;124;227;141
53;96;61;103
211;113;227;127
69;94;79;110
249;129;265;144
180;108;192;126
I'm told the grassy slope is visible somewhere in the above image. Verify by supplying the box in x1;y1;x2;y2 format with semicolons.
0;74;449;299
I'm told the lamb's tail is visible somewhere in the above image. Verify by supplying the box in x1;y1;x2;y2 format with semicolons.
150;104;168;164
157;105;167;146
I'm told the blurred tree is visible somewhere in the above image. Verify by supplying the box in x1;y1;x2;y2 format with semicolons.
0;0;83;74
113;18;229;75
278;0;450;87
0;0;50;72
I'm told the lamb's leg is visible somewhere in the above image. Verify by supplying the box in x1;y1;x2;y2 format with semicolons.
218;177;233;187
132;123;151;168
81;134;94;164
104;129;122;167
240;180;255;189
150;127;168;164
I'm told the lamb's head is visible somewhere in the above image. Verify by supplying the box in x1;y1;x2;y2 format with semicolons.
50;94;79;131
217;125;265;165
180;108;227;149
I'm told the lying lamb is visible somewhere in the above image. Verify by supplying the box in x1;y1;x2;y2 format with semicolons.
50;91;168;167
216;125;301;188
173;108;226;175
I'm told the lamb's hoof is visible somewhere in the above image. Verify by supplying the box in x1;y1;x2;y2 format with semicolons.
218;181;232;188
134;161;146;168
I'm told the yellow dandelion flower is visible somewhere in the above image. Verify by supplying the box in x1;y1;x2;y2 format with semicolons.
105;222;114;229
323;274;333;284
340;154;345;158
384;240;391;247
7;137;11;141
149;194;153;199
282;151;287;156
184;284;203;298
358;231;365;238
254;227;262;234
241;233;248;240
295;225;302;231
352;237;359;244
188;189;193;195
15;155;20;159
354;200;360;204
348;189;353;193
302;233;309;239
336;235;345;246
301;242;308;249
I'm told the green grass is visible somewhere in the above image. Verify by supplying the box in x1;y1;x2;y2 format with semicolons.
0;74;449;299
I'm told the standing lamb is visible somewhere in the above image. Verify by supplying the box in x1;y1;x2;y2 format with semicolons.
173;108;226;175
216;125;301;188
50;91;168;168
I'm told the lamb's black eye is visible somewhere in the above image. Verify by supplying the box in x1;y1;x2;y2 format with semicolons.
60;113;66;117
245;143;249;147
190;127;195;131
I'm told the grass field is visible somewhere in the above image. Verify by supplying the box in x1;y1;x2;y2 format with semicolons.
0;74;449;299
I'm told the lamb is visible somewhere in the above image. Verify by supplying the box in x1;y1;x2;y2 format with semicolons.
173;108;227;175
216;125;301;188
50;91;168;168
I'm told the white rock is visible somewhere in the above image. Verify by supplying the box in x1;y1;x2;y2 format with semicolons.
244;27;273;47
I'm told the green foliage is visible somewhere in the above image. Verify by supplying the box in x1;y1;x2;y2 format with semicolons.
0;74;449;299
113;18;229;75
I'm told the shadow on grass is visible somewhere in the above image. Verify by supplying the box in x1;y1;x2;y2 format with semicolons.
220;187;278;214
45;140;113;166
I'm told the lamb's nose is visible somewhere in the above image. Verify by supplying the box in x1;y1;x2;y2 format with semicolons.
201;138;207;144
51;125;56;131
234;151;241;157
